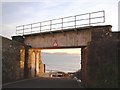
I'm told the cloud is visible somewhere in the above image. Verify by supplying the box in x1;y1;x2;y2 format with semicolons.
1;0;119;39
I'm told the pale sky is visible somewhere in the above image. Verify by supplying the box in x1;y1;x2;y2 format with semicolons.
1;0;119;39
41;48;81;55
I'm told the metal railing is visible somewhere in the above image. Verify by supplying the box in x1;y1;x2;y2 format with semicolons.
16;10;105;35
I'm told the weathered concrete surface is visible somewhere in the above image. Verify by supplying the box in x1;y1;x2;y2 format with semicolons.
22;25;112;48
84;32;119;88
23;28;90;48
2;36;25;84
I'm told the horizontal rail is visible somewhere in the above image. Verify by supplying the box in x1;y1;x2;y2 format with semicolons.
16;10;105;35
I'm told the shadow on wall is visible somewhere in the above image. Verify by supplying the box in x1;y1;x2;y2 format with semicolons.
86;33;119;88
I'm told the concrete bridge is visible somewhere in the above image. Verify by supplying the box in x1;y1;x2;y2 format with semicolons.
14;10;105;49
2;11;119;88
2;25;119;88
11;25;119;88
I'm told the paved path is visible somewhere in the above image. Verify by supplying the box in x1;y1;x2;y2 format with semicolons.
2;77;83;88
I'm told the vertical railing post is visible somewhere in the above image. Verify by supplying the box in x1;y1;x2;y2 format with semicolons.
103;10;105;23
75;16;76;28
89;13;91;26
23;25;24;35
40;22;41;33
50;20;52;31
61;18;63;30
31;24;32;34
16;27;17;35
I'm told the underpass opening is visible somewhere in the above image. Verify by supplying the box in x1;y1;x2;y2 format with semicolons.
41;48;82;79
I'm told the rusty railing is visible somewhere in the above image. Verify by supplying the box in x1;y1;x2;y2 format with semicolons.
16;10;105;35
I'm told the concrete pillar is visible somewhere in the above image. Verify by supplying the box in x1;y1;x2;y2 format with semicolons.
27;48;45;77
24;47;29;78
33;49;41;77
28;49;35;77
81;47;88;87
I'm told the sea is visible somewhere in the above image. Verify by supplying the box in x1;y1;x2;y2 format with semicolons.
41;52;81;73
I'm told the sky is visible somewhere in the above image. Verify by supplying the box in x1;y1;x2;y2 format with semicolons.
41;48;81;55
1;0;119;39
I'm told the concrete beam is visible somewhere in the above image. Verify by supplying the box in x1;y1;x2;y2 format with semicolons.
23;25;112;48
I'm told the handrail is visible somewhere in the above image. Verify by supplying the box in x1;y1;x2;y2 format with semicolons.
16;10;105;35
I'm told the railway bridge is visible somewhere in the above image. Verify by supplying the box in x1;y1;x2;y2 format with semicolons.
2;11;119;88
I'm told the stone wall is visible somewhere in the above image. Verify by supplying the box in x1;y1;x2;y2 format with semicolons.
2;36;45;84
2;36;25;84
0;36;2;88
85;32;119;88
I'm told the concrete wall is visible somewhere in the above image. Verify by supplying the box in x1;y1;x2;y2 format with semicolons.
85;32;119;88
2;36;25;84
